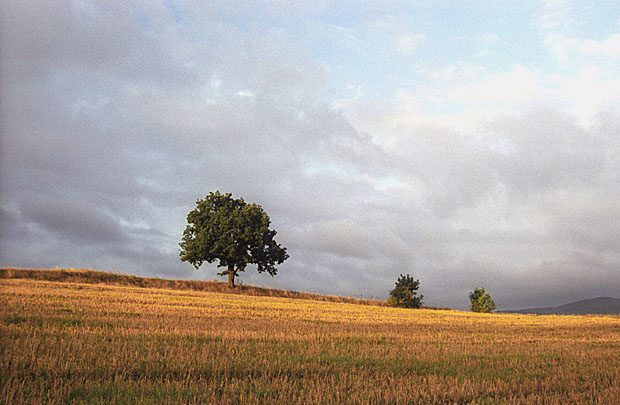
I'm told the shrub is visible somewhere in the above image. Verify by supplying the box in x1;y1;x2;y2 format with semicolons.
388;274;423;308
469;287;496;313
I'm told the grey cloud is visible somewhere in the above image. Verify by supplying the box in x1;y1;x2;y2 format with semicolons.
287;219;411;262
549;197;620;252
107;243;189;278
1;1;195;88
500;255;620;310
488;109;608;195
20;198;129;245
0;206;33;268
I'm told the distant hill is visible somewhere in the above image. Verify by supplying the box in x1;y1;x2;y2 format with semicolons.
506;297;620;315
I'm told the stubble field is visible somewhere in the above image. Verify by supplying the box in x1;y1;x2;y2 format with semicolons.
2;274;620;404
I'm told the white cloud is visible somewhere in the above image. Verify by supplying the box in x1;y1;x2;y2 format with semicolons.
425;61;487;84
448;65;541;107
235;90;255;98
339;59;619;132
336;65;550;133
393;33;425;56
580;33;620;58
545;25;620;61
548;67;620;123
210;76;221;88
544;33;579;62
534;0;574;32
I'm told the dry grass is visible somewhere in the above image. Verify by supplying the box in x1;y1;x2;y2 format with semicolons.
0;267;385;306
2;272;620;404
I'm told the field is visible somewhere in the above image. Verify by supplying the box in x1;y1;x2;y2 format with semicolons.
2;271;620;403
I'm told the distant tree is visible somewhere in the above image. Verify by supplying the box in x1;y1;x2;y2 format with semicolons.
388;274;423;308
469;287;496;313
179;191;289;288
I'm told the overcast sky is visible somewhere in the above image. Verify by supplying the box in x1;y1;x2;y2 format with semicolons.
1;0;619;310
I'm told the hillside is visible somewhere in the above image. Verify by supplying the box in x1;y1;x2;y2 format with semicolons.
506;297;620;315
0;267;384;306
2;275;620;403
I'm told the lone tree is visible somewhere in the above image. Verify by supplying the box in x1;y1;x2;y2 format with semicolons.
388;274;423;308
469;287;496;313
179;191;289;288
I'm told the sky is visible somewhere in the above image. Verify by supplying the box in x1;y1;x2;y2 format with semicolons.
1;0;619;310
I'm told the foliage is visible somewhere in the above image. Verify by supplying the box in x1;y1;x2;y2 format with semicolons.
469;287;497;313
179;191;288;287
388;274;423;308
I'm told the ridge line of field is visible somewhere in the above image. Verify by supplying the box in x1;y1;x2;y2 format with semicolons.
0;267;387;307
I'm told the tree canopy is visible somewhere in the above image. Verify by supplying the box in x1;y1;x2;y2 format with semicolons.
179;191;289;288
388;274;423;308
469;287;496;313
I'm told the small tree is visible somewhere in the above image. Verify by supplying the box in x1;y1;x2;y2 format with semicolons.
388;274;423;308
469;287;496;313
179;191;289;288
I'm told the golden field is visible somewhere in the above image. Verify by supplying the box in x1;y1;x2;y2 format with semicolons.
1;271;620;404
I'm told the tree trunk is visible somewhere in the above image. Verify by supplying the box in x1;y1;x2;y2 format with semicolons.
227;265;235;288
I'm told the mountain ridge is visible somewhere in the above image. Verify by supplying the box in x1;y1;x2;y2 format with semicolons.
505;297;620;315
